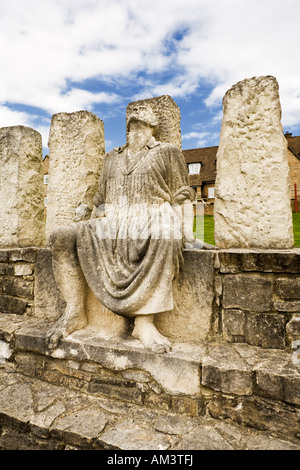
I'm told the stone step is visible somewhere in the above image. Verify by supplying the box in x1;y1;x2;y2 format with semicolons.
0;362;299;451
0;314;300;446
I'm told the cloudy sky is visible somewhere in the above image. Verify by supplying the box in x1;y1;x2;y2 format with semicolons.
0;0;299;155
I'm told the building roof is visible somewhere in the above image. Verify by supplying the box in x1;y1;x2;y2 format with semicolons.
183;134;300;186
43;155;49;174
183;146;218;185
286;134;300;160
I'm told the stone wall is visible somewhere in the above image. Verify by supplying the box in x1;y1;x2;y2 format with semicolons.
0;248;38;316
1;247;299;351
216;250;300;348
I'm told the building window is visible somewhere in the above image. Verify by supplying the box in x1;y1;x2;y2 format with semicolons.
188;163;201;175
44;174;49;185
208;187;215;199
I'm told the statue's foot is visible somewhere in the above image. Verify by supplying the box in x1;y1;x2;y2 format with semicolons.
46;304;86;350
132;315;171;354
46;322;65;350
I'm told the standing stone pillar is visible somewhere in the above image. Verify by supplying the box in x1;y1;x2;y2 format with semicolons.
46;111;105;239
0;126;45;247
214;76;294;249
126;95;182;148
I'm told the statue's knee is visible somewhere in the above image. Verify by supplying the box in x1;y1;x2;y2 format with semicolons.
49;226;76;252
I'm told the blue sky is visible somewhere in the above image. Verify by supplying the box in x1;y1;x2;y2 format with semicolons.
0;0;300;157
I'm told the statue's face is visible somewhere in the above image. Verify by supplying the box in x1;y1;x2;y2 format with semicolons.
127;106;157;131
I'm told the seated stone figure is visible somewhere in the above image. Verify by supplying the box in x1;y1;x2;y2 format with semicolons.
47;105;210;353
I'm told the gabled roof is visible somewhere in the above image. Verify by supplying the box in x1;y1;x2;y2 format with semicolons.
286;135;300;161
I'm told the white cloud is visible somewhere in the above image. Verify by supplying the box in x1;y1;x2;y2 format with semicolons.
0;106;31;128
132;0;300;129
0;0;299;134
0;105;50;148
182;131;208;140
44;89;120;115
182;131;219;147
174;0;300;127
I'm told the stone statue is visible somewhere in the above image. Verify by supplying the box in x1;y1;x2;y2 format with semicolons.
46;105;211;353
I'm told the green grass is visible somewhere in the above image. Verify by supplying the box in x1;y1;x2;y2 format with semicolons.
194;213;300;247
293;213;300;247
194;215;215;246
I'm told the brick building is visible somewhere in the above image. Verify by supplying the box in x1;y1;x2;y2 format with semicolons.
182;146;217;215
183;132;300;213
183;146;217;197
285;133;300;211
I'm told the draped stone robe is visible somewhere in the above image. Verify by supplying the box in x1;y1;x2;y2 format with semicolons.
76;137;194;317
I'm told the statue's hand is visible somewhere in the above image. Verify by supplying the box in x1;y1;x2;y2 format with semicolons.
74;204;91;222
91;204;105;219
184;238;216;250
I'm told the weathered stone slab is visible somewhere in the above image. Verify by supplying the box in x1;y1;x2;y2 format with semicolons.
274;301;300;312
244;434;300;451
173;423;234;450
0;314;25;341
97;417;170;450
243;312;286;349
207;391;300;440
126;95;181;148
214;76;294;249
0;251;8;262
46;111;105;239
222;309;286;349
0;296;28;315
222;274;274;312
153;414;196;435
8;248;37;263
51;406;110;448
277;278;300;299
0;126;45;247
218;249;300;274
0;263;14;276
2;278;34;300
222;309;246;339
201;344;253;395
14;320;203;397
255;357;300;405
0;381;34;423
